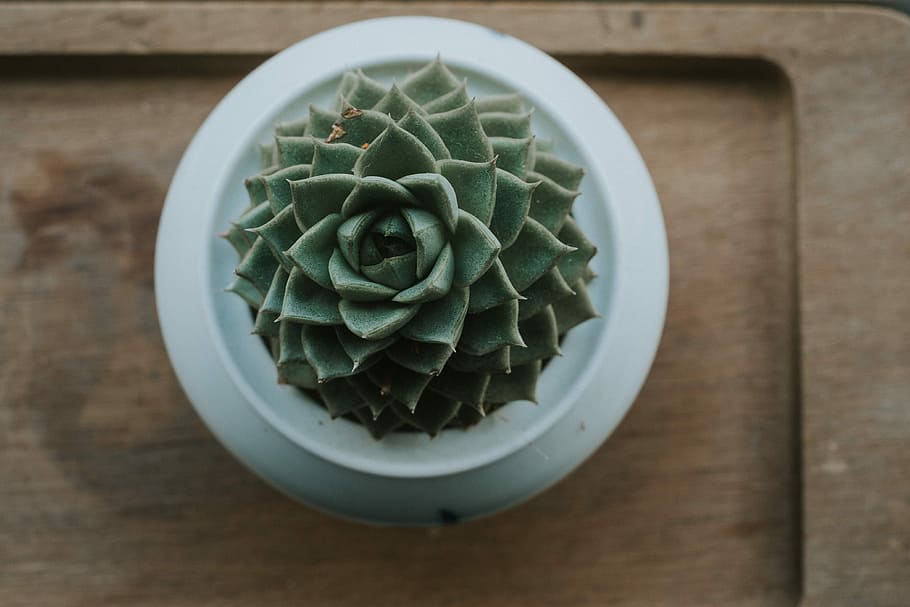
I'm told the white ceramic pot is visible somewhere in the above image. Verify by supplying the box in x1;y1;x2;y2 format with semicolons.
155;16;668;526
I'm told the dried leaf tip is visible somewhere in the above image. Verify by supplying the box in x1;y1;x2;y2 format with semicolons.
326;122;347;143
341;106;363;119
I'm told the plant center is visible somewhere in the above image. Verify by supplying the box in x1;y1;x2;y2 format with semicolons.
371;232;413;258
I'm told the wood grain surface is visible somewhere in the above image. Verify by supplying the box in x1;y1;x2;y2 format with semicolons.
0;3;907;607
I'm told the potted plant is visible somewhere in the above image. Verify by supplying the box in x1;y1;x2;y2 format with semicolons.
156;16;668;525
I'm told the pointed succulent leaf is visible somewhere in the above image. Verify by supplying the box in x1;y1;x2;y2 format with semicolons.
262;267;288;314
334;325;394;368
526;170;580;233
301;324;355;382
311;141;362;177
458;299;525;356
328;248;398;302
339;300;419;340
372;83;427;120
480;111;533;139
490;136;535;179
448;346;511;374
557;216;597;284
316;378;365;417
436;159;496;225
334;109;393;148
291;173;359;230
373;212;413;246
334;71;358;106
400;58;461;105
583;265;597;284
427;101;494;163
393;243;454;303
235;237;279;296
254;267;289;336
467;258;522;314
422;79;469;114
347;373;394;418
518;266;575;320
259;144;274;169
554;278;599;335
275;136;317;167
533;152;585;191
499;216;575;292
250;205;300;271
336;69;388;110
400;285;468;348
452;209;500;288
490;168;535;249
233;200;273;233
275;117;309;137
260;143;277;169
225;276;263;308
342;175;420;218
366;360;432;412
277;320;306;365
254;307;279;338
353;406;404;439
397;109;451;160
222;223;254;258
244;167;274;206
534;138;555;153
456;403;487;426
358;238;383;268
396;173;458;233
279;268;342;325
262;165;312;214
387;340;454;376
427;367;490;407
510;306;560;366
475;93;525;114
277;360;318;389
354;123;437;180
400;207;446;277
361;252;418;290
303;105;339;139
285;213;344;289
484;361;541;404
336;209;382;271
393;393;460;436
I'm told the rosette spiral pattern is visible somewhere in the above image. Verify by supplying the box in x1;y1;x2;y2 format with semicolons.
223;59;598;437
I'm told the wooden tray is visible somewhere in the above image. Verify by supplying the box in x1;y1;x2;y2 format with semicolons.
1;3;907;606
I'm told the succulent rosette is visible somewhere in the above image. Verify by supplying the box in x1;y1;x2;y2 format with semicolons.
223;59;598;438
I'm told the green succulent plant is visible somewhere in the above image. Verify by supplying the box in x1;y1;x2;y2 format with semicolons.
223;58;598;438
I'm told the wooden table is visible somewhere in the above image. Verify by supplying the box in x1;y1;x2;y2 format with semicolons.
1;3;907;606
